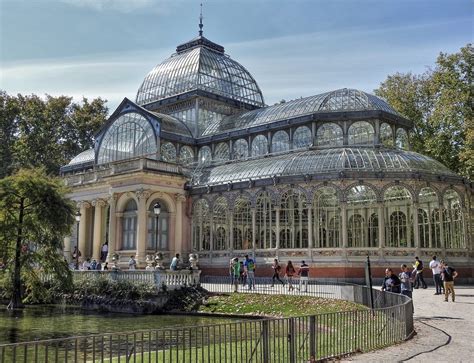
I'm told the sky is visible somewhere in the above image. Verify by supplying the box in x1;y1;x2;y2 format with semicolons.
0;0;472;112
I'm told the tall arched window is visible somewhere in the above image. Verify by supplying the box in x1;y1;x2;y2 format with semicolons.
348;121;375;145
418;187;440;248
179;145;194;165
255;192;275;249
233;139;248;160
443;190;465;249
192;199;210;251
214;142;230;161
147;200;169;250
316;123;343;147
293;126;312;149
346;185;377;247
160;142;177;162
313;187;340;248
233;198;252;250
252;135;268;157
384;186;412;247
368;213;378;247
271;130;289;153
198;146;212;165
418;209;429;248
280;189;307;249
98;112;157;164
213;197;228;250
122;199;138;250
379;123;394;147
396;128;409;149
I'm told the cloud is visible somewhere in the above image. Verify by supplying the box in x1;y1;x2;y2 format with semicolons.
60;0;159;13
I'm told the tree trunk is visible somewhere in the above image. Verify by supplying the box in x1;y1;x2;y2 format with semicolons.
8;197;24;309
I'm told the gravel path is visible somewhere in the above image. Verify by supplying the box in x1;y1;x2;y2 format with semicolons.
344;285;474;362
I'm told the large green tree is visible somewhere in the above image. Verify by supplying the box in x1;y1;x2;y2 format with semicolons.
375;44;473;180
0;168;75;308
0;92;108;177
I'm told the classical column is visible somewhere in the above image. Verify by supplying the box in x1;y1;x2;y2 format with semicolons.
341;202;348;248
78;202;90;261
63;236;71;262
136;189;151;266
107;194;117;261
115;212;124;251
377;202;385;249
275;207;280;251
174;194;186;256
413;202;420;249
92;199;106;261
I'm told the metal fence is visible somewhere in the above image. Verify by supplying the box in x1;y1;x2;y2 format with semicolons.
0;276;413;363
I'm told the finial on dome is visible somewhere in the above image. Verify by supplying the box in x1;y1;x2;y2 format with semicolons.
198;3;204;36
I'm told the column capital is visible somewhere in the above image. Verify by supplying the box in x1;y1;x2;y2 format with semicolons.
92;198;107;207
135;188;151;200
175;193;186;202
77;201;91;209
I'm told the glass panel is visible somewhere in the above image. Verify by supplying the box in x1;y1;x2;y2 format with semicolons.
179;145;194;165
280;189;307;249
213;197;228;250
233;139;248;160
380;123;394;147
313;187;340;248
348;121;374;145
316;123;343;147
192;200;210;251
293;126;313;149
214;142;230;161
346;186;377;247
160;142;177;162
443;189;464;249
198;146;212;165
271;130;289;153
384;186;412;248
396;128;409;149
233;198;252;250
251;135;268;157
255;192;276;249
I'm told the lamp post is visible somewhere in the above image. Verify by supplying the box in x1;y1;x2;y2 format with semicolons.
75;211;81;270
153;202;161;254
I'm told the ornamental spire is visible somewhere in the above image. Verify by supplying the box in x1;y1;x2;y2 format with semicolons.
198;3;203;36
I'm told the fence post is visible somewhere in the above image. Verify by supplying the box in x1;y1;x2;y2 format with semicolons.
289;318;296;363
262;320;270;363
309;315;316;360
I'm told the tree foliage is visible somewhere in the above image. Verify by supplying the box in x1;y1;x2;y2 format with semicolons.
0;92;108;177
375;44;473;180
0;168;75;308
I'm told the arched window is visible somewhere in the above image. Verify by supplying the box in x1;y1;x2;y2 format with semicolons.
316;123;343;147
198;146;212;165
368;213;378;247
179;145;194;165
192;199;210;251
348;121;375;145
160;142;176;162
122;199;138;250
346;185;377;248
251;135;268;157
233;198;252;250
384;186;412;247
313;187;340;248
233;139;248;160
214;142;230;161
379;123;393;147
98;112;157;164
147;200;169;250
396;129;409;149
443;190;465;249
213;197;228;250
418;187;440;248
255;192;276;249
293;126;312;149
280;189;307;249
271;130;289;153
418;209;429;248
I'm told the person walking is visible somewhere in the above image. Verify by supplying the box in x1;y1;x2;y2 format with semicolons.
170;253;180;270
298;261;310;292
440;260;458;302
231;257;241;292
381;268;401;293
399;264;414;298
413;256;427;289
244;255;256;290
285;261;296;291
128;255;137;270
100;242;108;262
429;255;443;295
271;258;284;287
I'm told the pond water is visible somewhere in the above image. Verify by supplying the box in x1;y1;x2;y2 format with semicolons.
0;305;236;344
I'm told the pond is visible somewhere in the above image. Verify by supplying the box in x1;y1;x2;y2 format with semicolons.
0;305;237;344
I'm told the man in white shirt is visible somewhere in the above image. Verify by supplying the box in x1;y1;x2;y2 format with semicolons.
429;255;443;295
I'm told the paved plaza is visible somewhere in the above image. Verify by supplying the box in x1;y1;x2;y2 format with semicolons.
346;285;474;362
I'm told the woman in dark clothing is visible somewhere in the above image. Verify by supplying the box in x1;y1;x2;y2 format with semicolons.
285;261;296;291
271;258;284;287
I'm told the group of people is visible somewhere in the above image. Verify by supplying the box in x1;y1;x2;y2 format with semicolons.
382;256;458;302
79;258;109;271
229;257;311;293
71;242;109;270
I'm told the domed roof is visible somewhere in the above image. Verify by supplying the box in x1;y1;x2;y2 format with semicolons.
202;88;402;136
136;36;265;108
68;148;95;166
192;147;457;186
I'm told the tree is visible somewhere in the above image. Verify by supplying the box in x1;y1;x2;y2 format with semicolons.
0;168;75;308
375;44;473;180
0;91;108;177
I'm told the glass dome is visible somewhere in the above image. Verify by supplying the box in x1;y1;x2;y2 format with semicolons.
136;36;265;108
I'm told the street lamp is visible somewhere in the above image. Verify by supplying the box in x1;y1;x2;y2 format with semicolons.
75;211;81;270
153;202;161;253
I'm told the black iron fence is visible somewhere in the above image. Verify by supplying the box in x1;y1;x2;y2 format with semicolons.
0;277;413;362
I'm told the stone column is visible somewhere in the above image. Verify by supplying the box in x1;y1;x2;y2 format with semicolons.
136;189;151;266
377;202;385;249
115;212;124;251
107;194;117;261
92;199;106;261
78;202;90;261
63;236;71;262
174;194;186;256
341;202;348;248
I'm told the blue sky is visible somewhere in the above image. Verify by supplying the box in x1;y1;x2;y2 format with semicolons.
1;0;472;112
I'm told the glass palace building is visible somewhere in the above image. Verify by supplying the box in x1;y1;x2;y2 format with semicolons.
61;31;473;278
